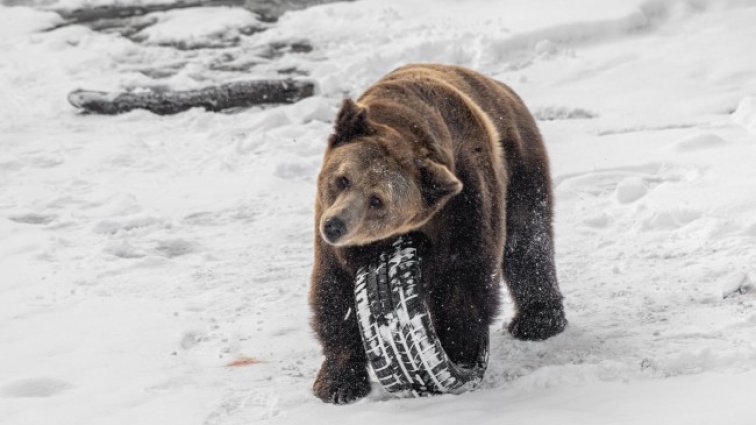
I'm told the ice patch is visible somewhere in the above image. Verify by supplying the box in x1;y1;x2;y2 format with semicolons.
732;97;756;136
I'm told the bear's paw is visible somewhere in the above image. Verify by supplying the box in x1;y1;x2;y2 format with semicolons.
313;361;371;404
508;304;567;341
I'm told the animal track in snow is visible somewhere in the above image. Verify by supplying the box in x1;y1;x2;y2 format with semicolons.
0;378;72;398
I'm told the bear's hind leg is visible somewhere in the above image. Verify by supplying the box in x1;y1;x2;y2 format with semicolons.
503;168;567;341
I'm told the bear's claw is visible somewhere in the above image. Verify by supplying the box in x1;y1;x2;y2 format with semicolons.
508;304;567;341
313;362;371;404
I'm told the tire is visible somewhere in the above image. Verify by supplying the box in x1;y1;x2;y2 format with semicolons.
354;235;489;397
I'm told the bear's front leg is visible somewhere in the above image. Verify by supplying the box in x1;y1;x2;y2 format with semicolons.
310;260;370;404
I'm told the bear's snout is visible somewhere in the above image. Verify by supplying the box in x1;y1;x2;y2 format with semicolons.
323;217;347;243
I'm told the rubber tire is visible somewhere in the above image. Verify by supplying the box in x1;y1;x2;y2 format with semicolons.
354;235;489;397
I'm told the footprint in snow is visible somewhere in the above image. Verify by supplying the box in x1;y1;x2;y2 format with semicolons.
179;330;204;350
154;238;196;258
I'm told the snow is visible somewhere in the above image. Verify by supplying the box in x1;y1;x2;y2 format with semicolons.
0;6;62;38
614;177;648;204
134;7;265;48
732;96;756;135
2;0;756;424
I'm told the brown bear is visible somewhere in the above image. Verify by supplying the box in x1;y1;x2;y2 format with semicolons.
309;63;567;404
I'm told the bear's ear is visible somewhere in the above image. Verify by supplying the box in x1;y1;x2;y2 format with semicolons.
328;98;374;147
418;160;463;207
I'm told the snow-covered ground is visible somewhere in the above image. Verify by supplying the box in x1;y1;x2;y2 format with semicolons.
2;0;756;424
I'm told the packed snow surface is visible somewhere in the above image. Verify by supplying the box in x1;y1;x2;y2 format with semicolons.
2;1;756;424
134;7;265;48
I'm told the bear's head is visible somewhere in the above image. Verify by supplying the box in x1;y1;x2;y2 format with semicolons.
317;98;462;247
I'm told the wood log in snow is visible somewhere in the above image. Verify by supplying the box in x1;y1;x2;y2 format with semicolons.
68;79;316;115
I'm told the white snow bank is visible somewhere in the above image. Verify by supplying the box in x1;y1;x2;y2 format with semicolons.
732;97;756;136
260;0;655;94
135;7;265;47
0;6;62;38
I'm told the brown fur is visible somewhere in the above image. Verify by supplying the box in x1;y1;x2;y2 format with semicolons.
310;64;566;404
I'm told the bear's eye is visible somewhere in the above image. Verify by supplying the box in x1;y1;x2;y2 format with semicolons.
336;176;350;190
369;195;383;209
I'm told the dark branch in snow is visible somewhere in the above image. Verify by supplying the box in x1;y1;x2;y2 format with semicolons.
52;1;254;26
68;79;316;115
48;0;355;27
